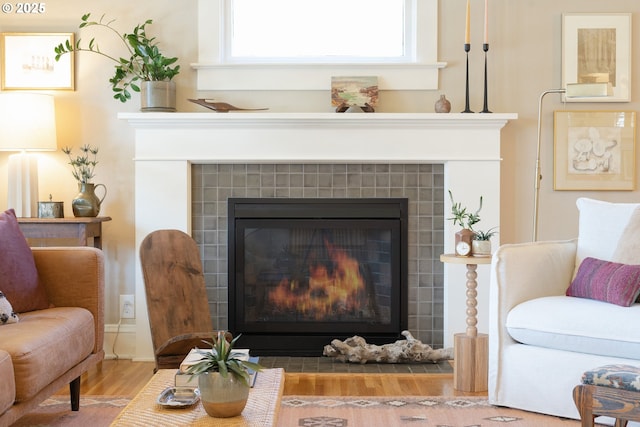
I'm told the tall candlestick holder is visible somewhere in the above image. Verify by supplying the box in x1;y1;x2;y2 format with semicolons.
480;43;492;113
462;44;473;113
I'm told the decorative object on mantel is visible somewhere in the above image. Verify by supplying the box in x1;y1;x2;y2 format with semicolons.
188;99;269;113
54;13;180;112
448;190;483;257
480;42;492;113
335;102;375;113
480;0;492;113
331;76;378;113
62;145;107;217
38;195;64;218
462;0;473;113
323;330;453;364
434;94;451;113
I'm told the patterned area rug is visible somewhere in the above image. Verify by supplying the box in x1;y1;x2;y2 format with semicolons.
278;396;591;427
11;396;130;427
14;395;605;427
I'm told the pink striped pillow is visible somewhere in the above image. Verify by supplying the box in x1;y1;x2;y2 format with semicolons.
567;257;640;307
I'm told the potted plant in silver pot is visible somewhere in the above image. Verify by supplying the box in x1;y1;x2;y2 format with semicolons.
54;13;180;111
185;332;262;418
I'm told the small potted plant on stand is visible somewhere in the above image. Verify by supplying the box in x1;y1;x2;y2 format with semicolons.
185;332;262;418
472;227;498;257
448;190;482;257
54;13;180;111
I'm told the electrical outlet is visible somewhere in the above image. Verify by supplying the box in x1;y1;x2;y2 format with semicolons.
120;294;135;319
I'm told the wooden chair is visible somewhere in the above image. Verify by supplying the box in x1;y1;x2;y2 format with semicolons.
140;229;221;371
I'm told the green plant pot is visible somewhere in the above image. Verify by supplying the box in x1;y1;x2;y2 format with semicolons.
198;372;250;418
140;80;176;112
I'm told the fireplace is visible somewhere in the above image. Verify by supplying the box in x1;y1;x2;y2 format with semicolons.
228;198;408;355
122;111;514;362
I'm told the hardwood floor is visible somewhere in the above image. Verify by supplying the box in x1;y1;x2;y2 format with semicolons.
56;360;488;398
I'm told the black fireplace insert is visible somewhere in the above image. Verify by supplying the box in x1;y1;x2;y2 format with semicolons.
228;198;408;355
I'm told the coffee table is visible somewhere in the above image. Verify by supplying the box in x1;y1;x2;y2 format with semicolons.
110;368;285;426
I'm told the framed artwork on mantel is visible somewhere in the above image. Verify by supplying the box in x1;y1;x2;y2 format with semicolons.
1;32;75;90
554;110;636;191
561;13;631;102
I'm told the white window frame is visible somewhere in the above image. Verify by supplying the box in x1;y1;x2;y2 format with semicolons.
193;0;445;91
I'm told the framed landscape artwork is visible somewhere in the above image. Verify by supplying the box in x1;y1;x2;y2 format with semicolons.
554;111;636;191
331;76;378;108
561;13;631;102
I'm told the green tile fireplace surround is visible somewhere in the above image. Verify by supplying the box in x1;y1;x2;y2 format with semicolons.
191;163;445;351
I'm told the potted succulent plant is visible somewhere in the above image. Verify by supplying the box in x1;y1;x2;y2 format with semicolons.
185;332;262;418
472;227;498;257
447;190;483;257
54;13;180;111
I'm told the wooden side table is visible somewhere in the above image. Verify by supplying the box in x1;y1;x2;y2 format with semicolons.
440;253;492;392
17;217;112;249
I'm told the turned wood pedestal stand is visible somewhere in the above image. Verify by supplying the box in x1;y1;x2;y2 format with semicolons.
440;254;492;392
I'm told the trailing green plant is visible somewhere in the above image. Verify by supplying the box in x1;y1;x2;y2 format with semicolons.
474;227;498;241
54;13;180;103
447;190;483;230
62;144;99;184
185;332;262;387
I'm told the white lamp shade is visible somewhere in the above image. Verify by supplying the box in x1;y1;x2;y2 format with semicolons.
0;92;57;151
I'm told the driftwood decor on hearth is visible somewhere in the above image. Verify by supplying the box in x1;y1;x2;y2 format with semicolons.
323;330;454;364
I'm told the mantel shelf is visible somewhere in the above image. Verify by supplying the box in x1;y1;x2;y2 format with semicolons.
119;112;518;129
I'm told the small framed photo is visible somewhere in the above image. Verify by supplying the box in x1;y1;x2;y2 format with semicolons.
331;76;378;108
561;13;631;102
1;32;75;90
554;111;636;191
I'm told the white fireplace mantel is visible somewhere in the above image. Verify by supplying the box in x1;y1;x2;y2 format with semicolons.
120;112;517;361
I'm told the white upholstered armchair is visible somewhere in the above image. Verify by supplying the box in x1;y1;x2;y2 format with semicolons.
488;198;640;421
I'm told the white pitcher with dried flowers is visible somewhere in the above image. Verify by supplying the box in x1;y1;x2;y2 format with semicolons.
62;145;107;217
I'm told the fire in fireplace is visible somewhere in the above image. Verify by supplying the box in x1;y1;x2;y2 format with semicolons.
228;198;408;355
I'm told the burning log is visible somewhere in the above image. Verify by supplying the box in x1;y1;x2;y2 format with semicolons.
323;330;454;364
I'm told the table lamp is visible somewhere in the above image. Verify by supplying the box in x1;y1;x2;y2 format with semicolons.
0;93;57;217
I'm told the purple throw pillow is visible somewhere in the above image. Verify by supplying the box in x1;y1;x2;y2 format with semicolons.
567;257;640;307
0;209;49;312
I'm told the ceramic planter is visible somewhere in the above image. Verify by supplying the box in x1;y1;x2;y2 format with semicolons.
198;372;250;418
472;240;492;257
140;80;176;112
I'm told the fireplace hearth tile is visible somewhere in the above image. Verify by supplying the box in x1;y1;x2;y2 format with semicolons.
257;357;452;374
193;163;445;350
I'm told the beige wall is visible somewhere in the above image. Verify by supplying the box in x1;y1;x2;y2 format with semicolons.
1;1;639;324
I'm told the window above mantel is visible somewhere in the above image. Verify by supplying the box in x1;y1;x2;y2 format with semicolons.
192;0;446;91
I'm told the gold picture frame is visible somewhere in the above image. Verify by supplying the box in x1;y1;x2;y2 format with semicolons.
554;111;636;191
561;13;631;102
1;32;75;90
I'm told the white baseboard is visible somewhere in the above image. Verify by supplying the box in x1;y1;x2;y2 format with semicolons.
104;323;137;360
